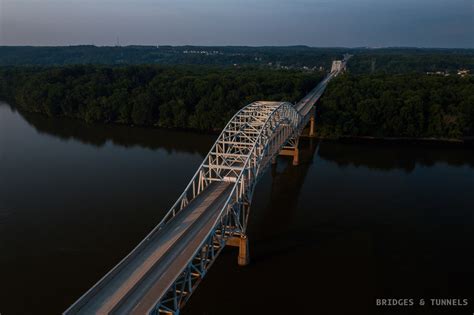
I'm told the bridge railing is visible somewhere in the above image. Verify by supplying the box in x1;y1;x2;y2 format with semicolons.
159;67;344;232
153;101;303;314
65;66;345;314
155;104;256;228
157;101;302;228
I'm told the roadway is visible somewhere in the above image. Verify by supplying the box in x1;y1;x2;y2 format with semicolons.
65;182;232;315
296;55;350;115
296;72;335;115
65;61;347;315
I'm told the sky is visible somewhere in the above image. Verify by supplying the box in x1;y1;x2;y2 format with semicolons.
1;0;473;48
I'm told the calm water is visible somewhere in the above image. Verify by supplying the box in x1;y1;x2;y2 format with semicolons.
1;102;473;315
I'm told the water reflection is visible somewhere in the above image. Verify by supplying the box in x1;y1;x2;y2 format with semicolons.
1;102;474;315
318;140;474;172
256;139;318;239
15;104;474;172
19;109;215;155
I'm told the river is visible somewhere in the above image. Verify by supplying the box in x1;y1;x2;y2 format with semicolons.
1;102;473;315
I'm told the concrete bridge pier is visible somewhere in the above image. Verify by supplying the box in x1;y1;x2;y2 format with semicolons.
301;108;316;138
292;147;300;166
279;139;300;166
278;108;318;166
227;235;250;266
309;114;316;138
63;66;347;314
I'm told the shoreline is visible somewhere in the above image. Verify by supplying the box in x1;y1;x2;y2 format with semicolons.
3;102;473;146
333;135;473;146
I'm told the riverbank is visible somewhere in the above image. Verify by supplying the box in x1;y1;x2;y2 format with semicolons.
317;73;474;141
2;102;474;315
332;135;474;146
4;102;472;148
0;65;322;131
2;68;473;143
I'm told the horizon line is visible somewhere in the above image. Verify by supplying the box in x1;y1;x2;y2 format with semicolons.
1;44;474;50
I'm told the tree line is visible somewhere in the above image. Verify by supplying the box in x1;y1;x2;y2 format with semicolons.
348;49;474;74
0;46;345;70
317;73;474;139
2;46;473;75
0;65;323;131
2;65;472;140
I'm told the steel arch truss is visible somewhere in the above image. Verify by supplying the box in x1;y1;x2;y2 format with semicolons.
150;101;304;314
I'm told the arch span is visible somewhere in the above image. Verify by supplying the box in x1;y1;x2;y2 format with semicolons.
64;61;349;315
153;101;303;314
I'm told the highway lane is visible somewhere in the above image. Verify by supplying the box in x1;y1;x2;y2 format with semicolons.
65;182;232;315
65;59;350;314
296;72;334;115
296;56;350;115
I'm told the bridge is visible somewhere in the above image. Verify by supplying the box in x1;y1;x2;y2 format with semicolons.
64;56;349;315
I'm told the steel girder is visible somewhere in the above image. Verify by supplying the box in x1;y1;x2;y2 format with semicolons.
149;101;305;314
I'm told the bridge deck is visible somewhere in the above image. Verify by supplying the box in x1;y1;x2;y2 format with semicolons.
66;57;350;314
296;73;334;115
66;182;232;315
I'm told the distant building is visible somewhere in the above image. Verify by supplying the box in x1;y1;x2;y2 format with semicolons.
426;71;449;76
458;69;470;77
331;60;343;73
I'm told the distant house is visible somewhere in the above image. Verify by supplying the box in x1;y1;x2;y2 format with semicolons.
426;71;449;76
457;69;470;77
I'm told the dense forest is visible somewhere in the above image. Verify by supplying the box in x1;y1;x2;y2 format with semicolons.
317;74;474;140
1;46;473;74
0;65;322;131
0;46;345;70
1;47;473;140
348;48;474;74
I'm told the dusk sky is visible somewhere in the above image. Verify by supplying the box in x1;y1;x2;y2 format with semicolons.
1;0;473;48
